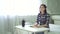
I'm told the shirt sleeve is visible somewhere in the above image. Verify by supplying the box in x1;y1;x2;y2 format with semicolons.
46;14;50;25
37;13;40;24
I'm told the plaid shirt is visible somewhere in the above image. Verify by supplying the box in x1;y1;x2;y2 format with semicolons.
37;13;50;28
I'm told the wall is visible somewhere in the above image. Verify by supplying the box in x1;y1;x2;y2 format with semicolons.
47;0;60;15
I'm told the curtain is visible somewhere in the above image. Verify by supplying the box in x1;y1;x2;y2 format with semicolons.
0;16;20;34
0;0;41;34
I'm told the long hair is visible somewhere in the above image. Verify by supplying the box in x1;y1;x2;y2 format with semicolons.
40;4;47;14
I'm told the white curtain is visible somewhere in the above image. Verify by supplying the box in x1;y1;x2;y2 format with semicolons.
0;16;20;34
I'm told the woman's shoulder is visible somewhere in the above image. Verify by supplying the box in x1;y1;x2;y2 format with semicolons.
37;13;40;16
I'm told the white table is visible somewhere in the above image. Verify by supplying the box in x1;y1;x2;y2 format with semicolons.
15;25;49;34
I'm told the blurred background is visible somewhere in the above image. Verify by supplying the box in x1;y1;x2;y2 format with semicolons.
0;0;60;34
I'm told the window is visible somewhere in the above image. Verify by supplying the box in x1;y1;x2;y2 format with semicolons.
0;0;42;16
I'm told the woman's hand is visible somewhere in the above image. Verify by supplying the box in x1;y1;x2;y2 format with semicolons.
33;22;40;28
34;21;38;26
41;24;47;27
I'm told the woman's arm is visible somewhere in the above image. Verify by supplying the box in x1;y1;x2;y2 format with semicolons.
34;13;40;26
41;14;50;27
36;13;40;24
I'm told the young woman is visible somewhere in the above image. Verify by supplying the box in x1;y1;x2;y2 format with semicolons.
33;4;50;34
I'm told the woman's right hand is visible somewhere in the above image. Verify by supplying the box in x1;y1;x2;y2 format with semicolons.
34;21;38;26
34;23;38;26
33;23;41;28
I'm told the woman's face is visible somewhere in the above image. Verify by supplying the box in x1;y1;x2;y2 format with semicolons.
40;6;46;13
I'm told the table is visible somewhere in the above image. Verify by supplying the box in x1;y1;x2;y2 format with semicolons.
15;25;49;34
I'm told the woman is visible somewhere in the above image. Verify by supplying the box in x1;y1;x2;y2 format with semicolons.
33;4;50;34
